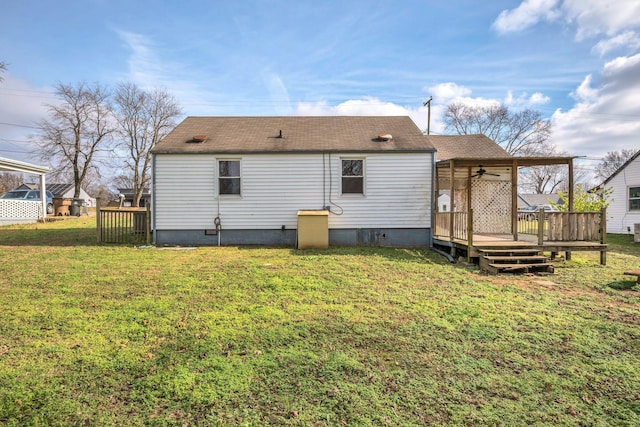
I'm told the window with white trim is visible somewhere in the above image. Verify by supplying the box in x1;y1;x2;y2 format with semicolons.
629;186;640;211
219;160;241;195
341;159;364;194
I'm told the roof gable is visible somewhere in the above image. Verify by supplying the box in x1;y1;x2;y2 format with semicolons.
601;149;640;186
152;116;435;154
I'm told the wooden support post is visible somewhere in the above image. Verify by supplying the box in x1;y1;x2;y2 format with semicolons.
537;208;544;246
512;160;518;241
467;208;473;263
449;160;455;244
600;207;607;265
146;204;152;245
96;198;102;243
567;158;574;261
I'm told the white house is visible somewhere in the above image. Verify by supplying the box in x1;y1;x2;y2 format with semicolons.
597;150;640;235
438;190;450;212
151;116;436;247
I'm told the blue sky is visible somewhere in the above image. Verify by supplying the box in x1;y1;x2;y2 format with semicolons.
1;0;639;174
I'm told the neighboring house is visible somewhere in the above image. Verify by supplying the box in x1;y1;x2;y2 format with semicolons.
517;193;564;210
151;116;436;247
117;188;151;207
18;183;94;206
438;190;451;212
596;149;640;234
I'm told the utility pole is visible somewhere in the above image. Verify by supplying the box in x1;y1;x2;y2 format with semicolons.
423;96;433;135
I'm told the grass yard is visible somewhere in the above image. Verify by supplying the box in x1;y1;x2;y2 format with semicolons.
0;217;639;426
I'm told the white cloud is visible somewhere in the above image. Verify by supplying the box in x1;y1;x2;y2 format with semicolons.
295;97;429;132
494;0;640;60
570;74;598;102
492;0;561;34
562;0;640;40
529;92;551;105
550;53;640;158
428;82;472;102
263;72;293;116
0;75;55;164
114;28;228;116
504;90;550;108
116;30;162;85
592;31;640;56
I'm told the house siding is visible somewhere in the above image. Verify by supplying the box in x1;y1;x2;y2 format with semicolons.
153;152;433;246
604;155;640;234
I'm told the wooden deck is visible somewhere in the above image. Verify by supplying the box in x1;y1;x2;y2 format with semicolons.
433;232;608;265
433;210;608;268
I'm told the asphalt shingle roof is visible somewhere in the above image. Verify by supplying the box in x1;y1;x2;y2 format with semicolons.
152;116;436;154
427;134;511;161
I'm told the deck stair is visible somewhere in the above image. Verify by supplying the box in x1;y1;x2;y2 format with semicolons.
477;247;554;274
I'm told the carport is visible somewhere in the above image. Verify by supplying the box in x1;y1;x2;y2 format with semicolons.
0;156;51;219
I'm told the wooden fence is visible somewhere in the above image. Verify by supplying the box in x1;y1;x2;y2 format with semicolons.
97;202;151;244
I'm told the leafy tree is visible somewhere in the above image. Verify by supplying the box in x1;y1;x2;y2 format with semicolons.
114;83;181;207
443;102;552;156
34;82;115;199
553;185;611;212
594;149;636;182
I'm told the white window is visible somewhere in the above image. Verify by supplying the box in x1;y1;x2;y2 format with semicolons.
629;186;640;211
218;160;241;195
341;159;364;194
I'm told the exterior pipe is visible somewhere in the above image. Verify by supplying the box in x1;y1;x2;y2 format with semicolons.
431;246;456;263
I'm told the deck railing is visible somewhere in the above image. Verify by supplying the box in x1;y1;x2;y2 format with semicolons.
97;202;151;244
517;209;605;244
437;208;606;246
434;211;472;242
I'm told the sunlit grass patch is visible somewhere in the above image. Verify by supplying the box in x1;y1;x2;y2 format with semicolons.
0;218;638;425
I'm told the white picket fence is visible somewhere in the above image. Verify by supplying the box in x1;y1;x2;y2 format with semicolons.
0;200;45;225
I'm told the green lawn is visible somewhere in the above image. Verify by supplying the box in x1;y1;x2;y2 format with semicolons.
0;217;639;426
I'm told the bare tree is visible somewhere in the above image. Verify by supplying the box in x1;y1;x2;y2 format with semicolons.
443;102;552;156
594;149;637;182
114;83;181;207
0;61;7;82
517;142;590;194
34;82;114;199
0;171;23;194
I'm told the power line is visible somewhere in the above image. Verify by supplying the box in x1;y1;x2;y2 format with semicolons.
0;121;41;129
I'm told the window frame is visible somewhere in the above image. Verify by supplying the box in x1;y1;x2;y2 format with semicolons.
629;186;640;211
218;159;242;196
340;157;365;196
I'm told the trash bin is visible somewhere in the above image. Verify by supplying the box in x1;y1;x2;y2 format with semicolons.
69;198;82;216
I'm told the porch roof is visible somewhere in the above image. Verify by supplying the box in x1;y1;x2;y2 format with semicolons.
0;156;50;174
436;156;577;168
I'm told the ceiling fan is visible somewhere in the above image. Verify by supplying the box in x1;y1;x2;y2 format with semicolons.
471;165;500;178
